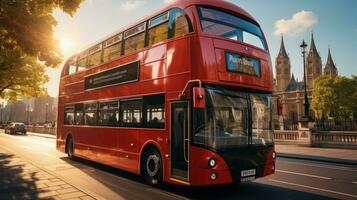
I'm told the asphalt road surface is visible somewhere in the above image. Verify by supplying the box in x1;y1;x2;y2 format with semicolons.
1;130;357;200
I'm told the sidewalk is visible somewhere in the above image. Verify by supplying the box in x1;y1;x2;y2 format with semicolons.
27;131;56;139
0;147;95;200
276;144;357;165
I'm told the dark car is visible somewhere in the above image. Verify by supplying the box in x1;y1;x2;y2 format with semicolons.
5;122;27;135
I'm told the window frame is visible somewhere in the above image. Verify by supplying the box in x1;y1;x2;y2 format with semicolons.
143;94;165;129
120;98;143;127
74;103;84;125
64;105;75;125
84;102;98;126
149;11;169;29
124;22;147;39
98;100;120;127
197;6;267;50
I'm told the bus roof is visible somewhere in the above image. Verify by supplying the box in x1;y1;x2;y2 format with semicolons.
68;0;258;61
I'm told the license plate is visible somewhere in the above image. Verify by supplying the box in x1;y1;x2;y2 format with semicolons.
241;176;255;182
241;169;256;177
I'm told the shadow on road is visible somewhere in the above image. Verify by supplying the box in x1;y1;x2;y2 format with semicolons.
0;152;40;199
60;156;337;200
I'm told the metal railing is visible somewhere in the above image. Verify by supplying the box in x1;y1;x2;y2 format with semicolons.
314;119;357;131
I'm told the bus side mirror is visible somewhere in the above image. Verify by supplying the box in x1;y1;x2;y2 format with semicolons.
277;98;283;116
193;87;205;109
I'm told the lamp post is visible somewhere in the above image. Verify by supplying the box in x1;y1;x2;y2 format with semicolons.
300;40;310;121
45;103;49;124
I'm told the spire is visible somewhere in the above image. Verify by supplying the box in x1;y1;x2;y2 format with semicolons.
278;35;289;58
325;47;336;69
291;73;295;81
308;32;320;58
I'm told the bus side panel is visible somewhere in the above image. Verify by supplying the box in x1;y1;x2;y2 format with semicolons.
190;36;218;82
56;101;66;152
166;37;190;76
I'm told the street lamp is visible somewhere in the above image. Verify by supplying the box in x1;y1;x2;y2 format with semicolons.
300;40;310;121
45;103;49;124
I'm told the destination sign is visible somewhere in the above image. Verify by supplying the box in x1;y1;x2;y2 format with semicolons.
84;61;139;90
225;52;261;77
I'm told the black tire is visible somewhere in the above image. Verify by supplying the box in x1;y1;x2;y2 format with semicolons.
66;137;74;159
23;131;27;135
142;147;163;186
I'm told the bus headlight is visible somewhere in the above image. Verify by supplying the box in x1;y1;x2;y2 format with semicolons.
272;151;276;159
208;158;216;168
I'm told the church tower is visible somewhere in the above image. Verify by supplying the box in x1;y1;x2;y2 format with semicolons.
306;32;322;89
323;47;338;78
275;36;291;92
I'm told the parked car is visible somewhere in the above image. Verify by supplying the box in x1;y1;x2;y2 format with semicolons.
5;122;27;135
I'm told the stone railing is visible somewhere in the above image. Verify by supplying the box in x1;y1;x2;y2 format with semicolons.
274;130;299;141
311;131;357;149
27;126;56;135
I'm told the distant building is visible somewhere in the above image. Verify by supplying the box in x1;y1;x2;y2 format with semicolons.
273;33;338;125
0;96;58;124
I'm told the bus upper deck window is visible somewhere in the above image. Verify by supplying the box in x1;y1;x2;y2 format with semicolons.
88;44;102;67
148;12;169;46
169;8;193;38
103;33;122;62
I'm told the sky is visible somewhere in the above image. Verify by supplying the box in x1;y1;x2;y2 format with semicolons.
47;0;357;97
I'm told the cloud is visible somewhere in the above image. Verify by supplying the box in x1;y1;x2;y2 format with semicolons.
163;0;175;3
119;1;144;11
274;10;318;36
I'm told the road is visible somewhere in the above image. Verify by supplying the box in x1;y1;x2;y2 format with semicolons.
1;130;357;200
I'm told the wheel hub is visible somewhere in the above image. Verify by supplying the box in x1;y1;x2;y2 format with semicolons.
146;154;159;177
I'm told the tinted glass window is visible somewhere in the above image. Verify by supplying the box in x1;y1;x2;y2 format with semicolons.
64;105;74;125
74;104;84;125
98;101;119;126
172;9;191;37
88;44;102;67
143;94;165;128
68;58;77;75
198;7;266;50
148;12;169;46
124;33;145;55
120;99;143;127
103;43;121;62
77;52;87;71
84;103;97;125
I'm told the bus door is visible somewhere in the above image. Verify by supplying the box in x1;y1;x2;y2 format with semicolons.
170;101;189;182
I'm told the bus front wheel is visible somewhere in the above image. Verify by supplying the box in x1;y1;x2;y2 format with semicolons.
66;136;74;159
142;147;163;186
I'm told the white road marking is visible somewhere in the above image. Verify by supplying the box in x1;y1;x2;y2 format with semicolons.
276;169;331;180
353;182;357;184
270;179;357;198
279;159;357;172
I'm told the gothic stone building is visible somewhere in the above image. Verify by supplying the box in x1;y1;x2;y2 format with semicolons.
273;33;338;125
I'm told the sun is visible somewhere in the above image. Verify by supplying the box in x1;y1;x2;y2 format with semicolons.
59;38;73;56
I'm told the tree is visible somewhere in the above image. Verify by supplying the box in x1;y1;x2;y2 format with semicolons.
311;76;337;118
312;76;357;119
0;0;84;101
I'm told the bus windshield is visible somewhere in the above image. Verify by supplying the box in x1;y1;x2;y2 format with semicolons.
198;6;267;50
193;87;273;150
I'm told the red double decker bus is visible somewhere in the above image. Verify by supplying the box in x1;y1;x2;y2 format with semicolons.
57;0;275;186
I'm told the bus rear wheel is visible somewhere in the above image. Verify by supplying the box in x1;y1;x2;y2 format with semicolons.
142;147;163;186
66;137;74;159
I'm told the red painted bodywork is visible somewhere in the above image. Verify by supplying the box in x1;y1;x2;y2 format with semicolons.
56;0;275;186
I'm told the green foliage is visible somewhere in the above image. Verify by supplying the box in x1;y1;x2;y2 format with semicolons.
312;76;357;119
0;0;84;101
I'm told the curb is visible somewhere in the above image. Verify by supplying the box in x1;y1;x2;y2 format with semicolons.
27;132;56;139
278;152;357;166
